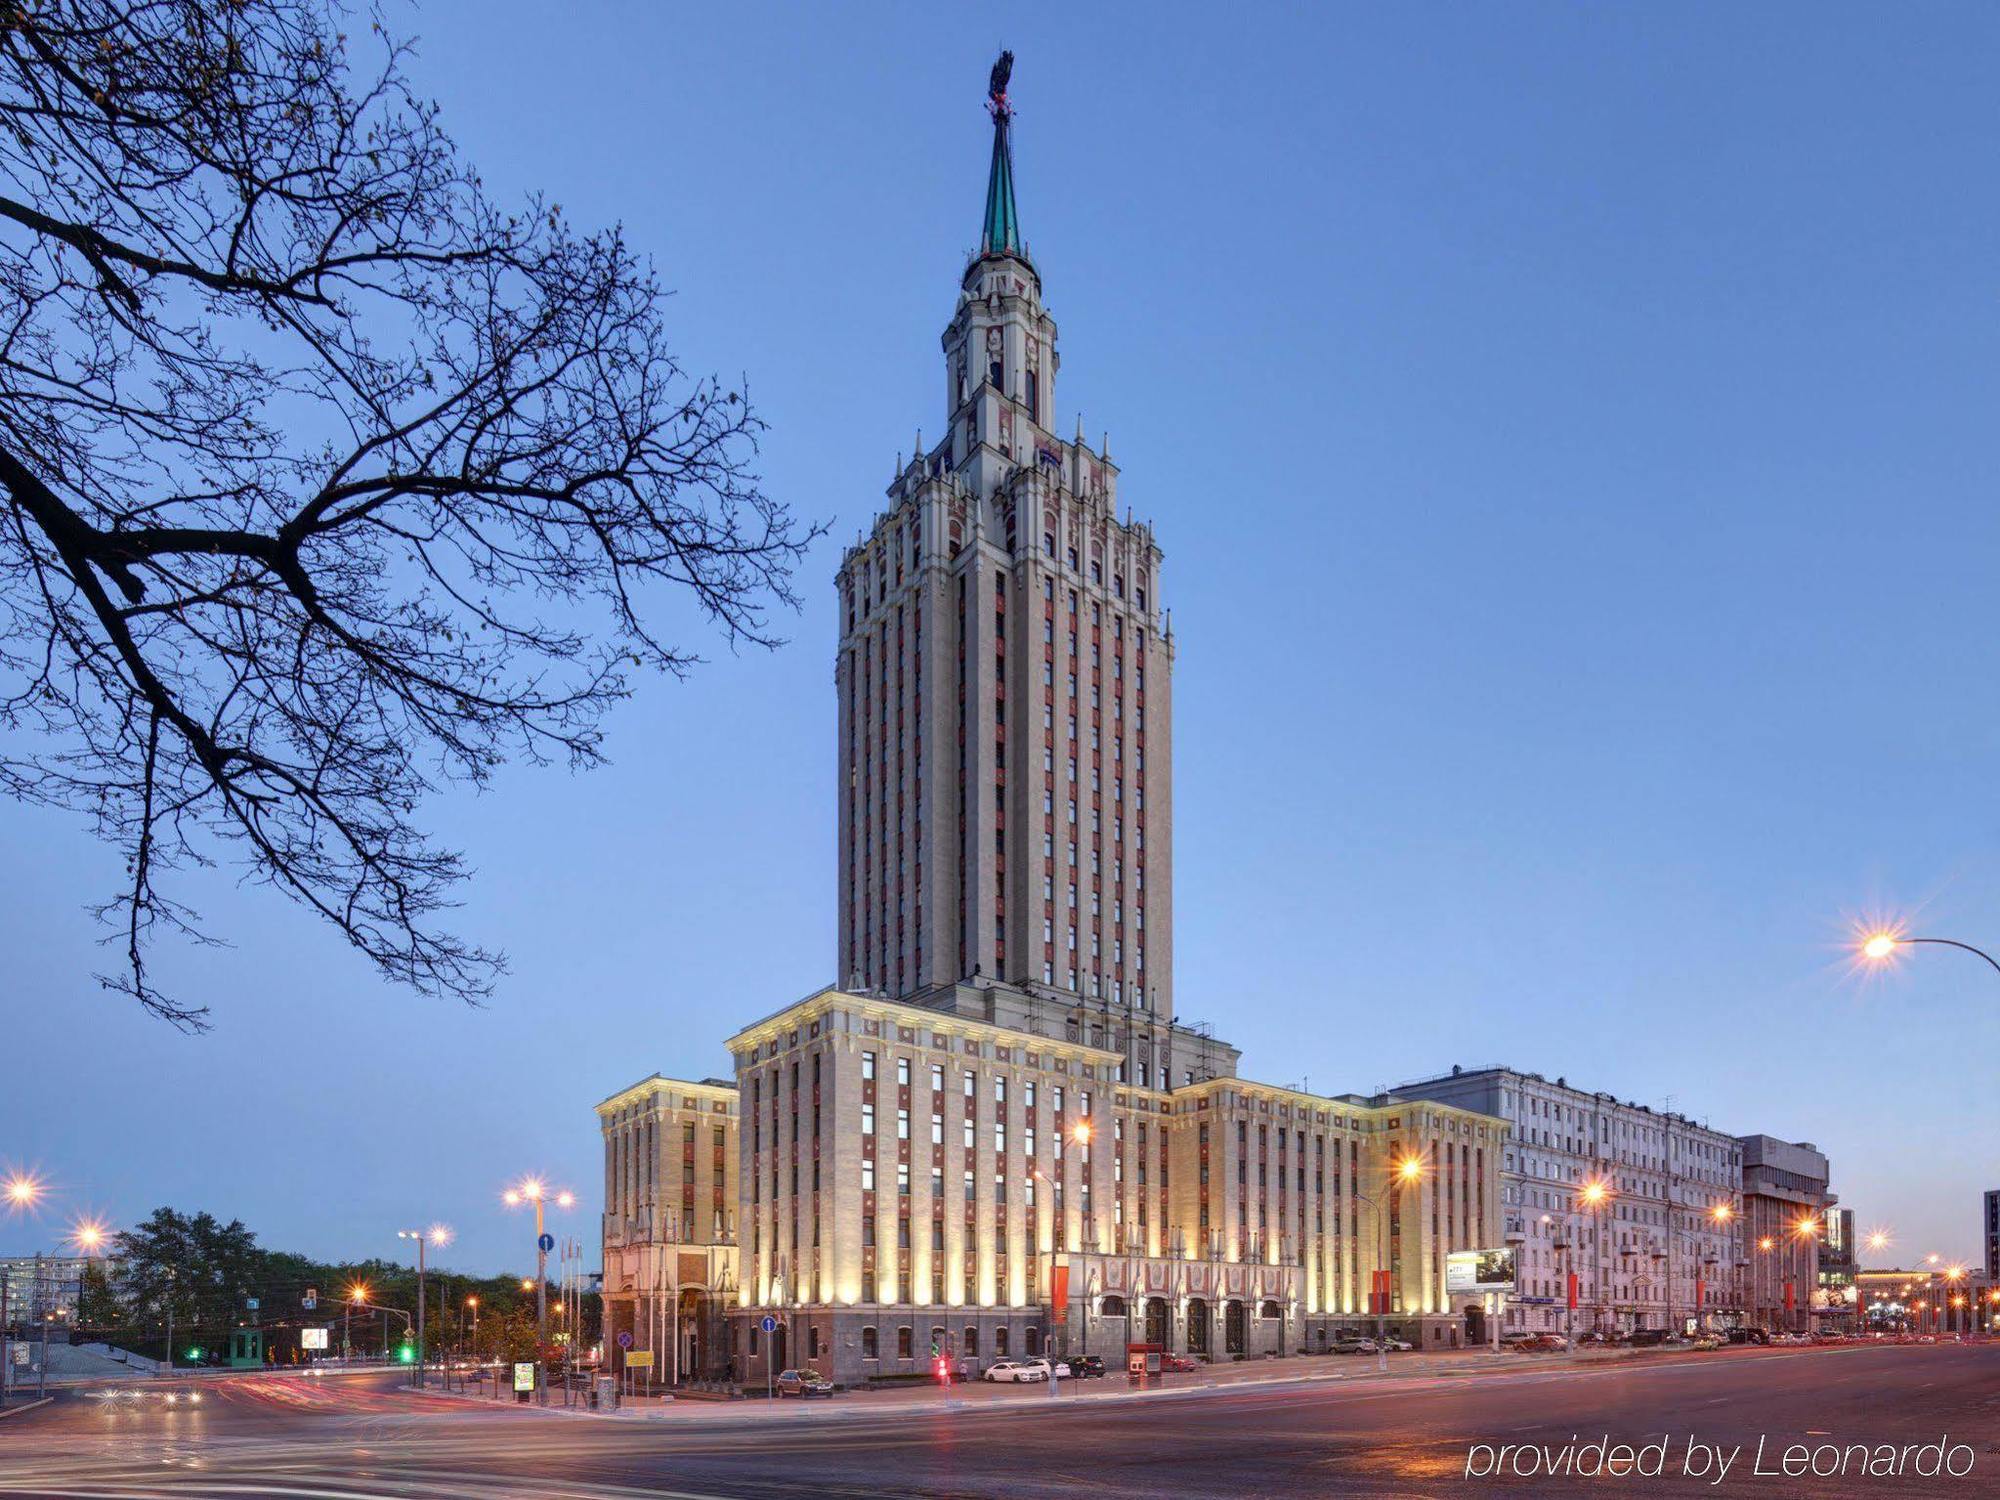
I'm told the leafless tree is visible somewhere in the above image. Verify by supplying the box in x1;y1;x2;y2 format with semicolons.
0;0;819;1027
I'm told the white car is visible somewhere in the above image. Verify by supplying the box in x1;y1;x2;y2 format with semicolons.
1379;1337;1413;1352
981;1358;1047;1383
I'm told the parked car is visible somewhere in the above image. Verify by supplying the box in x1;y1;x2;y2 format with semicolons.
982;1358;1046;1383
1629;1329;1669;1347
1331;1335;1378;1355
1689;1336;1723;1351
1727;1327;1770;1346
1070;1354;1107;1378
774;1369;834;1398
1525;1333;1568;1352
1161;1352;1201;1372
1378;1336;1413;1352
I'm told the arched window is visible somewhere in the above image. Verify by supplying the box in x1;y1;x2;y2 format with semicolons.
1259;1300;1282;1320
896;1326;913;1360
995;1327;1009;1356
1101;1295;1127;1318
964;1325;979;1357
861;1326;878;1360
1025;1325;1041;1355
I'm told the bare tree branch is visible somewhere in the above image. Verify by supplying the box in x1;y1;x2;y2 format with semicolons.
0;0;823;1027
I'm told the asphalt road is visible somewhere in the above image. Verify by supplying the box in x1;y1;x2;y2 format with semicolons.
1;1343;1995;1498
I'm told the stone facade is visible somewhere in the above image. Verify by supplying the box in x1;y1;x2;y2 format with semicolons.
835;60;1173;1026
595;66;1510;1392
1396;1066;1745;1336
596;1075;740;1382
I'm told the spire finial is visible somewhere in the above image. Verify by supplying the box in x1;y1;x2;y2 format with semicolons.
980;51;1021;258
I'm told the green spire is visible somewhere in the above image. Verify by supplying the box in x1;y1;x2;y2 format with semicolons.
980;51;1021;258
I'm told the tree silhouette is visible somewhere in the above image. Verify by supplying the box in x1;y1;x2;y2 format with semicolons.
0;1;819;1026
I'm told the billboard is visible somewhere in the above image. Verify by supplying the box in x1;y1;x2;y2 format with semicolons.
1446;1247;1518;1295
300;1327;329;1350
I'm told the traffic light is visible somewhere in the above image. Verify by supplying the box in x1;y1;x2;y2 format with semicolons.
396;1341;415;1364
185;1346;203;1362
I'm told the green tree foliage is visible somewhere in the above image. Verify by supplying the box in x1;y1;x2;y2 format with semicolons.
95;1206;591;1355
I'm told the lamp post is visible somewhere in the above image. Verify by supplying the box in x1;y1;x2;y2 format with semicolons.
504;1179;572;1404
396;1226;450;1388
345;1284;367;1363
2;1171;46;1405
1354;1155;1423;1374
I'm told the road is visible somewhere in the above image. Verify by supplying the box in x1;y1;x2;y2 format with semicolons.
0;1343;1994;1498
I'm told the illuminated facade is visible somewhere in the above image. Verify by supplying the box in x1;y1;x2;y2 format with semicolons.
597;58;1506;1388
723;980;1502;1384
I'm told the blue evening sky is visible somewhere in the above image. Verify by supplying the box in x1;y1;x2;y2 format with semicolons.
4;2;1995;1278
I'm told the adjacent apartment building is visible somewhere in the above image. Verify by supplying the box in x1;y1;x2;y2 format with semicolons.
597;59;1509;1389
1395;1066;1744;1336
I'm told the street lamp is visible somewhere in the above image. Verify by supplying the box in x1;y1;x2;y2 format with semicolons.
505;1177;571;1402
344;1283;368;1363
396;1225;450;1389
1565;1179;1612;1349
1858;929;2000;976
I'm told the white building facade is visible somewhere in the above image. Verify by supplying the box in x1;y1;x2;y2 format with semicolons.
1396;1066;1746;1335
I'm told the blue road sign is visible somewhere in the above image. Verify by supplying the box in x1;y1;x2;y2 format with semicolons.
245;1298;259;1311
760;1315;778;1335
537;1232;555;1254
617;1331;633;1349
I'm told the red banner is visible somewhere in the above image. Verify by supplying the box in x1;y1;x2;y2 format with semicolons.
1369;1269;1391;1316
1567;1272;1579;1311
1695;1276;1705;1310
1052;1262;1070;1324
1784;1280;1795;1311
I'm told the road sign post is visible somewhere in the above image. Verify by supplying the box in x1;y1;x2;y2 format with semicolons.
760;1314;778;1402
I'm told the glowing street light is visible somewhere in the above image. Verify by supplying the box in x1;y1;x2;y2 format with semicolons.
1397;1156;1423;1184
4;1172;41;1209
1857;926;2000;977
1866;1229;1891;1254
1709;1203;1734;1225
396;1225;451;1389
505;1176;572;1398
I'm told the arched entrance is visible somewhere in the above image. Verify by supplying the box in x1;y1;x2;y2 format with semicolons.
1464;1304;1485;1345
1144;1297;1168;1346
770;1321;787;1373
676;1288;712;1381
1187;1299;1209;1355
1224;1300;1246;1355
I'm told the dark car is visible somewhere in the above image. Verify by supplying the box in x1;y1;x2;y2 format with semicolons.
1071;1354;1107;1378
1726;1328;1770;1346
1628;1329;1669;1347
775;1368;834;1397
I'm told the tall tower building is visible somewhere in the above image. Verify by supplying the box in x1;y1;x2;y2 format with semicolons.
836;54;1175;1022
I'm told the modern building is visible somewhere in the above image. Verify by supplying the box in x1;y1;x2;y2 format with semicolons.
0;1255;87;1325
1817;1205;1857;1329
1985;1188;1998;1281
596;58;1510;1390
1395;1066;1744;1336
1736;1135;1832;1332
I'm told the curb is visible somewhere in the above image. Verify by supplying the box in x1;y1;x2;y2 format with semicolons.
0;1397;54;1421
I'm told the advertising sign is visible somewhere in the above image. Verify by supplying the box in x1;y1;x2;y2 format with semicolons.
300;1328;329;1350
1051;1262;1070;1324
1446;1247;1519;1295
513;1361;536;1393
